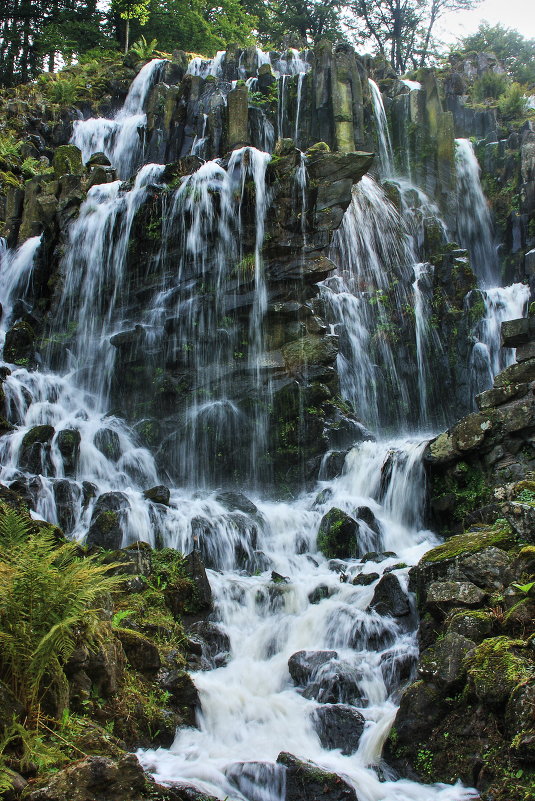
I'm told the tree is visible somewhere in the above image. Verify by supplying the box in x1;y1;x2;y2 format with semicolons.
346;0;481;73
452;23;535;86
112;0;150;53
251;0;344;49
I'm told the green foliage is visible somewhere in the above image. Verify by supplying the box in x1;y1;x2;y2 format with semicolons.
498;82;529;119
130;35;158;60
454;23;535;87
472;71;508;101
0;505;122;723
21;157;54;178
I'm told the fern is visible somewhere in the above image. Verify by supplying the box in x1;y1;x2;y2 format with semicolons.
0;505;123;724
131;36;158;60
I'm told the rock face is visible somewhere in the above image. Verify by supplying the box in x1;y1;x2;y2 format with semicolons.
277;752;360;801
426;316;535;536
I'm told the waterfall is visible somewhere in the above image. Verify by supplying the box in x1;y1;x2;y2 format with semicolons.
187;51;226;78
467;283;530;400
71;58;165;179
454;138;498;288
323;176;447;432
139;437;476;801
0;235;42;325
368;79;394;177
455;138;530;398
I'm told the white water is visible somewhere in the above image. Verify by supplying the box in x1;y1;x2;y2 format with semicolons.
139;439;476;801
455;138;530;396
455;138;498;288
368;80;394;177
71;59;165;179
468;283;530;400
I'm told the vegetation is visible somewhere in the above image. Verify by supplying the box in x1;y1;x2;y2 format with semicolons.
451;23;535;87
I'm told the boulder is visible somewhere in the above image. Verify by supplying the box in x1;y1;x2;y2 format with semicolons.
466;636;534;708
311;704;365;754
425;580;486;617
368;573;410;617
187;620;230;668
393;680;446;746
94;428;122;462
143;485;170;505
418;632;476;691
52;144;83;178
446;610;493;642
157;669;199;725
316;507;358;558
114;629;160;673
19;424;55;473
26;754;146;801
55;428;81;475
86;492;130;550
353;572;379;586
4;321;36;366
276;752;360;801
288;650;361;703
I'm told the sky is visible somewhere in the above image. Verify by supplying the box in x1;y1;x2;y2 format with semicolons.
437;0;535;44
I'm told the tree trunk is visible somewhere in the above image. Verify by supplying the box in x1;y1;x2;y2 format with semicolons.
125;18;130;53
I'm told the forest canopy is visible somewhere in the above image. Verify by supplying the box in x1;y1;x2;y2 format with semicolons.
0;0;534;88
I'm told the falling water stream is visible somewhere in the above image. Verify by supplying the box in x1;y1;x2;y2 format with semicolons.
0;54;520;801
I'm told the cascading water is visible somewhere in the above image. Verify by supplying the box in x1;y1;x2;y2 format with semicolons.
368;79;394;177
454;138;498;288
139;438;476;801
0;57;493;801
71;58;165;179
322;176;447;432
455;138;530;398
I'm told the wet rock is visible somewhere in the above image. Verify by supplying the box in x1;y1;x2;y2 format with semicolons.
26;754;146;801
52;144;83;178
308;584;335;603
316;507;358;559
319;451;347;480
393;680;446;746
225;762;285;801
20;424;55;473
288;650;361;703
157;670;199;724
380;649;415;695
288;650;338;685
369;573;410;617
143;485;170;505
418;632;475;691
86;492;130;550
188;621;230;668
114;629;160;673
446;609;493;642
353;572;379;585
277;752;360;801
312;704;365;754
94;428;122;462
86;152;112;167
215;490;261;518
55;428;81;475
4;321;36;367
425;580;486;617
53;478;81;534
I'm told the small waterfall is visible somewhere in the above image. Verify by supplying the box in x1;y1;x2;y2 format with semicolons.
0;235;42;325
71;59;165;179
368;79;394;177
54;163;166;401
455;138;530;398
139;436;476;801
454;138;498;288
468;283;530;400
186;50;226;78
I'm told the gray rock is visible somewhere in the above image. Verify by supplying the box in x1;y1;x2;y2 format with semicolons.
312;704;365;754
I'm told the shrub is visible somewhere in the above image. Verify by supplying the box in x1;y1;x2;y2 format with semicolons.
498;82;529;118
472;71;508;101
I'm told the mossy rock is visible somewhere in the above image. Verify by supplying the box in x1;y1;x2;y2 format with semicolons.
446;609;494;642
52;144;83;177
21;424;55;449
316;507;358;559
420;525;515;565
465;636;535;708
4;321;35;366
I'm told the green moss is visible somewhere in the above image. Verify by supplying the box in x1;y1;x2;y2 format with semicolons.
421;523;515;564
432;463;493;524
465;636;534;706
21;424;55;449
